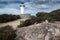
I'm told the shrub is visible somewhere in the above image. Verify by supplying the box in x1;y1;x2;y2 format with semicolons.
0;25;16;40
18;19;35;28
0;14;20;23
36;12;54;22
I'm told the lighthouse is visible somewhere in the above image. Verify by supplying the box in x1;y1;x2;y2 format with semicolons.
20;3;31;19
20;3;25;14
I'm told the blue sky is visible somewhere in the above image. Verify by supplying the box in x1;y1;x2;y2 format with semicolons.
0;0;60;15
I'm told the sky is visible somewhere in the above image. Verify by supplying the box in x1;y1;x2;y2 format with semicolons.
0;0;60;15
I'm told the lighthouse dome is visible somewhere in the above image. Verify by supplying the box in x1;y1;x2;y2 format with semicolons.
20;4;25;7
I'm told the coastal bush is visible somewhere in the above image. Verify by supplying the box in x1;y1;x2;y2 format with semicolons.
0;14;20;23
0;25;16;40
18;19;36;28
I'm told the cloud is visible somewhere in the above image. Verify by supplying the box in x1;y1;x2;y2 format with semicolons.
25;2;51;10
0;0;30;3
0;4;6;8
5;3;20;9
0;0;59;4
0;0;60;15
0;8;20;15
30;0;60;5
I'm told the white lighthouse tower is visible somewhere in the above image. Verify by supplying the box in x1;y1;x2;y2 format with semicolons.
20;3;31;19
20;3;25;14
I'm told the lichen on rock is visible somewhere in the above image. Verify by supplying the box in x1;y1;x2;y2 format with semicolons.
16;23;57;40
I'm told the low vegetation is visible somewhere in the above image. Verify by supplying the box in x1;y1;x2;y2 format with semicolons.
18;19;36;28
18;9;60;27
0;25;16;40
0;14;20;23
0;9;60;40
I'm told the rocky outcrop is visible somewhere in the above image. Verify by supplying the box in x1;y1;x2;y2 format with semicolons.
16;22;59;40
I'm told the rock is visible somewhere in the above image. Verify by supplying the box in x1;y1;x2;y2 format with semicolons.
16;23;57;40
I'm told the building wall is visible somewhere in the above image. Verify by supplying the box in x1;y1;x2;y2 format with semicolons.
20;14;31;19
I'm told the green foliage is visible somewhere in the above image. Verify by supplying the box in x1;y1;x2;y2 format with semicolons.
36;12;48;17
0;14;20;23
0;25;16;40
50;9;60;21
18;9;60;27
18;19;36;28
36;9;60;22
36;12;53;22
